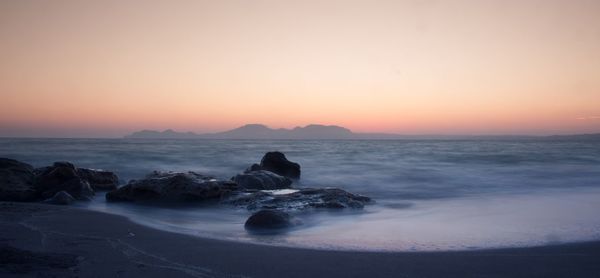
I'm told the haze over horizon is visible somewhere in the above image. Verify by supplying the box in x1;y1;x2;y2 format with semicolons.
2;0;600;137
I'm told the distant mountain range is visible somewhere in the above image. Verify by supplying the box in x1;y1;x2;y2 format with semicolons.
126;124;368;139
124;124;600;140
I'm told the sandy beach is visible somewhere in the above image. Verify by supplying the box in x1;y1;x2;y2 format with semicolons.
1;201;599;278
3;0;600;276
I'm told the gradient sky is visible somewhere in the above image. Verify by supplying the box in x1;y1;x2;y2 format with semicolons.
1;0;599;137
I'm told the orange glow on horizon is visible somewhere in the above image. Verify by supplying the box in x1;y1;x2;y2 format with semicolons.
1;0;599;137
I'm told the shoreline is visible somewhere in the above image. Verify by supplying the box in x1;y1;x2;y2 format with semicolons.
92;204;600;254
82;189;600;253
2;202;600;277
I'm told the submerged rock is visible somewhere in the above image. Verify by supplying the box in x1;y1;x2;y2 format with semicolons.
0;158;37;202
106;171;238;203
245;152;301;179
34;162;94;200
226;187;372;211
76;168;119;191
233;170;292;190
244;209;295;230
43;190;75;205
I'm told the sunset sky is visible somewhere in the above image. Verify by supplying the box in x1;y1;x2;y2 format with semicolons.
1;0;599;137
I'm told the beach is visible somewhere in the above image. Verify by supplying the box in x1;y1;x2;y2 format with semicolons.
2;201;600;278
3;0;600;276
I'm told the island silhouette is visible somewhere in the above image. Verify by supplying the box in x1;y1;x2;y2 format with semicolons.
125;124;600;140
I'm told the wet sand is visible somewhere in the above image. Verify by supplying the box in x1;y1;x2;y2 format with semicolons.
1;201;599;278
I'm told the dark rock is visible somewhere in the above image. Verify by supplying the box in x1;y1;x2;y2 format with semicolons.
0;158;37;202
106;171;238;203
51;161;75;169
226;187;372;211
233;170;292;190
43;191;75;205
244;163;262;173
244;210;294;230
259;152;301;179
76;168;119;191
34;162;94;200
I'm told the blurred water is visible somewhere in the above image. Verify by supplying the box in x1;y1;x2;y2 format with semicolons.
1;138;600;251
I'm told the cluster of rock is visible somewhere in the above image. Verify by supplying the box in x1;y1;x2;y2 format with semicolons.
0;158;118;205
106;171;238;203
105;152;371;230
1;152;372;230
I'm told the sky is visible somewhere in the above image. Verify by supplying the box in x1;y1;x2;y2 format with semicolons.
1;0;599;137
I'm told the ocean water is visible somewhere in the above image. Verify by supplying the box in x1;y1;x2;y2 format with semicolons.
2;138;600;251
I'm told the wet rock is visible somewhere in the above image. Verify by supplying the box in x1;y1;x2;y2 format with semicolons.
76;168;119;191
226;187;372;211
106;171;238;203
244;210;294;230
0;158;37;202
34;162;94;200
43;191;75;205
51;161;75;169
233;170;292;190
244;163;262;173
245;152;301;179
259;152;301;179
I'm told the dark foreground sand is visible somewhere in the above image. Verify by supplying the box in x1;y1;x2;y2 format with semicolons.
1;202;599;278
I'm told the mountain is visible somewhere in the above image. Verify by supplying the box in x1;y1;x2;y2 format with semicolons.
125;124;354;139
215;124;284;139
291;124;353;139
124;125;600;140
124;129;198;139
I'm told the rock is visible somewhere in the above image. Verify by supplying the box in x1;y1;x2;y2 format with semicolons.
244;210;295;230
226;187;372;211
34;162;94;200
1;159;108;202
43;191;75;205
259;152;301;179
233;170;292;190
52;161;75;169
106;171;238;203
0;158;37;202
244;163;262;173
76;168;119;191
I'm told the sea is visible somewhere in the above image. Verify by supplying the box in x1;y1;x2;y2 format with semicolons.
2;138;600;251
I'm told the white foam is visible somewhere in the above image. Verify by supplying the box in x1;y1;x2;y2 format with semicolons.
278;189;600;251
261;189;300;195
84;189;600;252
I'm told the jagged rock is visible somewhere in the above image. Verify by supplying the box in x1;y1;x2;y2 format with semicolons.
244;163;262;173
52;161;75;169
76;168;119;191
0;158;37;202
233;170;292;190
244;210;295;230
43;191;75;205
34;162;94;200
259;152;301;179
245;152;301;179
226;187;371;211
1;158;109;202
106;171;238;203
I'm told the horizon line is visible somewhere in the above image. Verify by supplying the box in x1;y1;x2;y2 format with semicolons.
2;124;600;139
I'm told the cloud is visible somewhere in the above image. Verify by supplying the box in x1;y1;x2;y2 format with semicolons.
575;116;600;120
